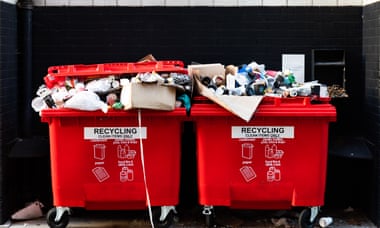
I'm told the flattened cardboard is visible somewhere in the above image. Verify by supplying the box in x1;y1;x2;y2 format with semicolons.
123;83;176;111
194;73;263;122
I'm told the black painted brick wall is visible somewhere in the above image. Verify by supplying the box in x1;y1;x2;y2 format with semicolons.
0;1;19;223
31;6;363;135
363;1;380;226
0;3;18;145
364;2;380;146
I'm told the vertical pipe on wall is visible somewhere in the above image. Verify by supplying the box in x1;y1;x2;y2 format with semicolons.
17;0;33;138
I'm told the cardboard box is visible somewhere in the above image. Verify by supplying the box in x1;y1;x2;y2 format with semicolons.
122;82;176;111
188;63;225;78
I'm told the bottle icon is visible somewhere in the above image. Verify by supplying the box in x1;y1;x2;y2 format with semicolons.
118;145;127;159
118;145;136;160
265;144;284;159
265;145;274;159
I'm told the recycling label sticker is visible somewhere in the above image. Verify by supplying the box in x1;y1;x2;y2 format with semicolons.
84;127;147;140
231;126;294;139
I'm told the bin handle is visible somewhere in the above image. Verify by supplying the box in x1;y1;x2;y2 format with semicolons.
269;96;312;107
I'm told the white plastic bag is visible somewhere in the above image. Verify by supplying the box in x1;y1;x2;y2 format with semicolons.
64;90;108;113
85;78;113;93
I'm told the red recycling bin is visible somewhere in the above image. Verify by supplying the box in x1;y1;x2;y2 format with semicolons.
191;97;336;226
41;108;185;227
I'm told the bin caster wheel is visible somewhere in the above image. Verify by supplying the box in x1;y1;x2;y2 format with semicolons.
203;206;215;228
46;208;69;228
298;207;318;228
153;206;177;228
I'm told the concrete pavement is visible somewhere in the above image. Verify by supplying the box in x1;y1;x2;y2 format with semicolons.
1;206;377;228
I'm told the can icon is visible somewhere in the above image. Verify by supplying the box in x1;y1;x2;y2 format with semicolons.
120;167;134;182
267;167;281;182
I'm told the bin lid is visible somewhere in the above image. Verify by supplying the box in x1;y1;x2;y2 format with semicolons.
191;96;337;121
44;61;188;88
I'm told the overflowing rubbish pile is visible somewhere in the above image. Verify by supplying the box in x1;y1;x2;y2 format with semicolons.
191;61;333;99
32;59;192;113
31;56;348;116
